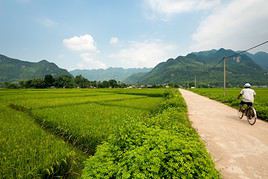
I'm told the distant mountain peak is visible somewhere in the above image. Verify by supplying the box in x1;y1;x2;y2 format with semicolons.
218;48;226;51
70;67;152;81
255;51;268;55
167;58;175;62
38;59;50;63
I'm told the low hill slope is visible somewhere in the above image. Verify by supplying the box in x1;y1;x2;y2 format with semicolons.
246;52;268;70
0;54;71;82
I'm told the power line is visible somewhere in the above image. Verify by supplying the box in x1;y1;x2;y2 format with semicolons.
229;40;268;58
211;40;268;69
222;40;268;96
216;40;268;65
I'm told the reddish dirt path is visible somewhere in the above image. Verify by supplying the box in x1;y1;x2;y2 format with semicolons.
179;89;268;179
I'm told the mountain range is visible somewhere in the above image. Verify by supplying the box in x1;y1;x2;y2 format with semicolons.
1;49;268;86
70;67;152;82
125;49;268;87
0;54;70;82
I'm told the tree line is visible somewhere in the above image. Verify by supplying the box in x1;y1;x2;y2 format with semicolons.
1;75;128;89
0;74;224;89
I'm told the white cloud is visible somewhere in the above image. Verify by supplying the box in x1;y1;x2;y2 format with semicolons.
144;0;220;19
63;34;98;52
109;40;178;68
191;0;268;52
38;18;57;28
110;37;119;45
63;34;107;69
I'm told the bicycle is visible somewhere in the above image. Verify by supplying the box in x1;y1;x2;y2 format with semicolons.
238;104;257;125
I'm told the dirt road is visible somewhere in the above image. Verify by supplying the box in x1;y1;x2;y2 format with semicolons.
179;89;268;179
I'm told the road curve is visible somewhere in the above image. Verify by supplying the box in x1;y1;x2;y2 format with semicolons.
179;89;268;179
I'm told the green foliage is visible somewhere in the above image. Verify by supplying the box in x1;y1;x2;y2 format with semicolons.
146;108;189;129
44;74;55;86
83;125;218;178
191;88;268;120
3;82;19;89
74;75;90;88
10;75;128;89
151;90;186;115
82;90;220;178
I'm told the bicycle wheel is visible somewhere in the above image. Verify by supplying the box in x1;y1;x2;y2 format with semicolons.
237;109;244;119
247;107;257;125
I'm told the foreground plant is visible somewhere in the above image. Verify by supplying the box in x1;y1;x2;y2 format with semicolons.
82;90;220;178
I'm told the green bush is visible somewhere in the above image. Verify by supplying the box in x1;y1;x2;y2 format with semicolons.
83;124;219;178
150;91;186;115
146;108;189;129
82;90;220;178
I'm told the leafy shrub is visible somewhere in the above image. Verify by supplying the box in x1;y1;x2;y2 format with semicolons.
163;89;175;99
146;108;189;129
83;123;219;178
151;91;186;115
257;106;268;119
82;90;219;178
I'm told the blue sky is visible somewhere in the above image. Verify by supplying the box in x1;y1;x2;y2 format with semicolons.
1;0;268;70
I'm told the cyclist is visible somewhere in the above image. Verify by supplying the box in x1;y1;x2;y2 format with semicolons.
237;83;256;111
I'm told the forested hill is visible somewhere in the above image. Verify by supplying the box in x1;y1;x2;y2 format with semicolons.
126;49;268;87
0;54;71;82
245;51;268;70
70;67;152;81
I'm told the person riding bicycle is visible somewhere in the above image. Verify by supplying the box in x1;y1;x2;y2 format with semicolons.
237;83;256;111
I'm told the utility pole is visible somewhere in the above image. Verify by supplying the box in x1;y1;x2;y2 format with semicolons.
212;41;268;97
223;57;226;96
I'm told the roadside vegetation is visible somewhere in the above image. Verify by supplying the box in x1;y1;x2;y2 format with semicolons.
82;90;220;178
191;88;268;120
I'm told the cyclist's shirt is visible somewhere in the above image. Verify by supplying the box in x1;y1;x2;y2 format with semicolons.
240;88;256;103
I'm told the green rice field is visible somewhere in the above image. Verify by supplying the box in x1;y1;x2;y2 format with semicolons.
0;88;219;178
191;88;268;120
0;88;164;178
